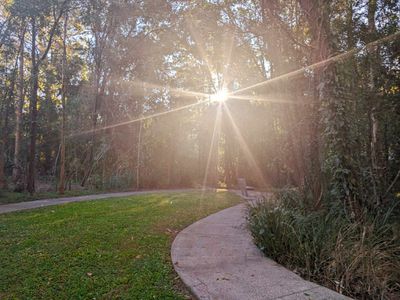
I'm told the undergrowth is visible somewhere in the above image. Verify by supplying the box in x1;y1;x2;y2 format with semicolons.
248;189;400;299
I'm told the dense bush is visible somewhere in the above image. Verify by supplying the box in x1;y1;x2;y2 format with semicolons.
248;190;400;299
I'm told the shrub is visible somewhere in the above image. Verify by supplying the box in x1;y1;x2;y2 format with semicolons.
248;191;400;299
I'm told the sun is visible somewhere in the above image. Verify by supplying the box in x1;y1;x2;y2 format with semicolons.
210;88;229;103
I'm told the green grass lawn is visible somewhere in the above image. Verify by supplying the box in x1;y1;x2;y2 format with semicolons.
0;191;241;299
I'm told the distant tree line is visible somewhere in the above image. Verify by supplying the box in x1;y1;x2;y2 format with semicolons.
0;0;399;219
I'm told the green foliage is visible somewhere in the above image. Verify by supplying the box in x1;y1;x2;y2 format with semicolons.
0;191;241;299
248;191;400;299
1;0;398;199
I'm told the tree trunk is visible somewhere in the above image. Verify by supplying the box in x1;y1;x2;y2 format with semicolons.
59;13;68;194
367;0;381;204
0;86;11;191
136;120;143;190
222;108;236;187
27;17;38;195
81;66;109;187
81;92;100;187
0;39;21;190
297;0;331;206
25;4;65;194
0;141;5;189
13;23;26;192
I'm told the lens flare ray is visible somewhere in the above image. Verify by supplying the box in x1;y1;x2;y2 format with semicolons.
130;79;209;98
232;31;400;96
229;94;311;104
68;100;209;139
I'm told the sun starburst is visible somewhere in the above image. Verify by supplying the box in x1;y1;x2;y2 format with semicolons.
210;88;229;103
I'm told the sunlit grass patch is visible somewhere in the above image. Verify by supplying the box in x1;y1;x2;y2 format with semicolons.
0;191;241;299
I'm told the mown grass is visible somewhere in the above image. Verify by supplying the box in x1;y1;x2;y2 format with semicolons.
0;191;241;299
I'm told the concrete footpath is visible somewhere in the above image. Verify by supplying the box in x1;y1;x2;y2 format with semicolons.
171;199;351;299
0;189;192;214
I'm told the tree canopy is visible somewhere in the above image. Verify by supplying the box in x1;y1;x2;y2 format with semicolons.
0;0;399;218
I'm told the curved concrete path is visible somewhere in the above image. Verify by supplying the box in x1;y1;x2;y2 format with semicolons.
172;200;351;299
0;189;193;214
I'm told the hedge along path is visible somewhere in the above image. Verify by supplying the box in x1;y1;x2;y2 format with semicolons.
171;191;352;300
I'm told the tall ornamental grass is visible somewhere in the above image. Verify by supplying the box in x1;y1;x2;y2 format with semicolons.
248;190;400;299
